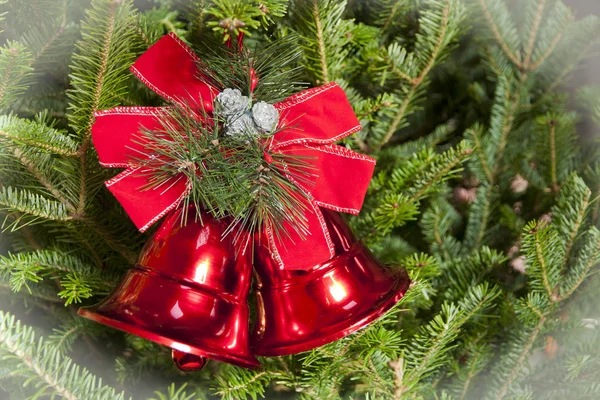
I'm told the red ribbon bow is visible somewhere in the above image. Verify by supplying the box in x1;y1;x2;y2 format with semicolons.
92;33;375;270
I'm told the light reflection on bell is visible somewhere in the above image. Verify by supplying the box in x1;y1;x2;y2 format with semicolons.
251;209;410;356
78;207;260;370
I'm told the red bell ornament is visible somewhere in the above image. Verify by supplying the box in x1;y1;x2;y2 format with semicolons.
78;207;260;370
251;209;411;356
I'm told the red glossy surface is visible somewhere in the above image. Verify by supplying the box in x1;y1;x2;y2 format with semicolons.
78;207;260;369
172;349;207;372
251;209;411;356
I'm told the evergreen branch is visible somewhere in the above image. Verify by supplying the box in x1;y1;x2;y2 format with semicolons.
493;314;547;400
387;57;416;84
67;0;136;214
0;130;77;157
0;280;63;304
79;218;138;265
76;2;118;215
0;186;72;229
382;0;408;33
312;0;329;84
467;125;493;182
559;188;590;267
476;0;522;68
408;144;471;203
548;120;558;193
379;0;451;149
459;356;482;400
0;250;113;296
556;227;600;302
534;226;555;299
399;283;500;395
432;209;452;260
539;27;600;98
490;84;519;181
0;42;33;110
528;21;567;71
522;0;547;70
11;147;75;210
0;311;127;400
0;115;79;157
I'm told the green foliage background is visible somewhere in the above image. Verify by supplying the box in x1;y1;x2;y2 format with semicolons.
1;0;600;399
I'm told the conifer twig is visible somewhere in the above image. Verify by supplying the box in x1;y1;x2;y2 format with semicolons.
555;238;600;302
477;0;521;68
493;315;547;400
522;0;547;71
76;1;118;216
312;0;329;84
378;0;450;150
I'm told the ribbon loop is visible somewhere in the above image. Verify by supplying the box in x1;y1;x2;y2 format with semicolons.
272;83;362;150
131;33;216;111
93;107;168;168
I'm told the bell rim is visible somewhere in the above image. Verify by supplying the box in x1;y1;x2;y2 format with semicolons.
78;307;261;369
252;268;411;357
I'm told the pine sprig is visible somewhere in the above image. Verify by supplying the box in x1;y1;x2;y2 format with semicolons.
195;35;306;103
206;0;288;41
136;101;314;244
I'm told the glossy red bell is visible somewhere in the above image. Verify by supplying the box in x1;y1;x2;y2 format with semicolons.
252;209;410;356
78;207;260;369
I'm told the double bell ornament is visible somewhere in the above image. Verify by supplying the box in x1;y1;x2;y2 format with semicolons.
78;207;260;370
252;209;411;356
79;32;410;370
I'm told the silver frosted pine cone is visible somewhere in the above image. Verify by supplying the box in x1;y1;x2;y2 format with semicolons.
225;111;257;136
252;101;279;134
215;88;250;119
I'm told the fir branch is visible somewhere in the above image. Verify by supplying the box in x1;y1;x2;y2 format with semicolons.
528;13;570;71
312;0;329;84
398;283;500;396
11;147;75;210
556;227;600;302
376;0;466;150
552;174;591;266
0;114;79;157
407;142;471;203
0;42;33;110
522;0;547;71
466;124;493;182
289;0;358;85
474;0;522;68
0;186;72;230
382;0;409;33
493;314;547;400
0;311;127;400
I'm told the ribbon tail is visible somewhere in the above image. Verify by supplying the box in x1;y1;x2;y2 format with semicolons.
266;197;335;271
106;167;190;232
